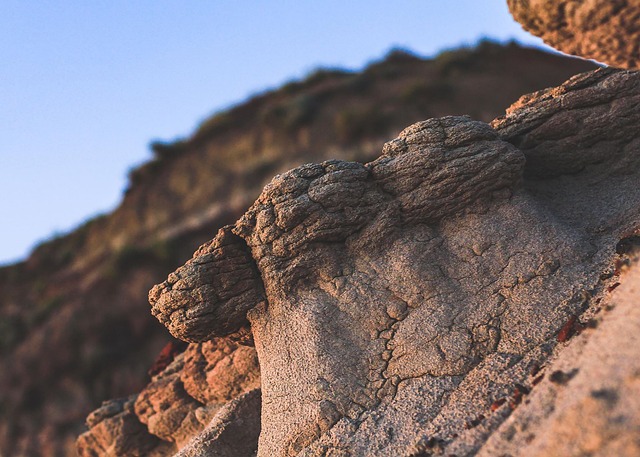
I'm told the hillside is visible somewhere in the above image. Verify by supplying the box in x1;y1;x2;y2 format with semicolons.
0;40;596;456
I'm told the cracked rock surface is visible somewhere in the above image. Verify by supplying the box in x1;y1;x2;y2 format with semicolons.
507;0;640;69
80;68;640;456
478;249;640;457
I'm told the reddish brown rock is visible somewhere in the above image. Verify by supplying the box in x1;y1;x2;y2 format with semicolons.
78;335;262;456
149;340;189;377
508;0;640;69
133;355;208;448
181;338;260;405
76;396;173;457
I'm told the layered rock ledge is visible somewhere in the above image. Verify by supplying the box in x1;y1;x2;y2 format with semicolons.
78;68;640;456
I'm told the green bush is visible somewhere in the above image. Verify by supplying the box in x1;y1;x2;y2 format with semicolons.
106;239;179;279
281;80;303;95
259;104;288;128
29;215;106;270
305;68;351;86
401;80;455;105
476;37;504;55
194;111;235;139
284;94;318;131
334;107;391;143
363;47;421;80
0;316;25;352
434;48;476;76
126;159;163;191
279;68;351;96
260;94;319;132
339;74;373;95
150;139;188;160
29;295;64;327
0;263;24;285
383;47;421;64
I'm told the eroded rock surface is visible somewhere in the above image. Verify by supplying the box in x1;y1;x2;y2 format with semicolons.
508;0;640;69
176;389;262;457
134;354;206;448
76;396;173;457
78;338;261;456
181;338;260;405
478;247;640;457
82;68;640;456
149;226;265;342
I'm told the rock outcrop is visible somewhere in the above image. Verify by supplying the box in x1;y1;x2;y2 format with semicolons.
75;396;172;457
77;339;261;456
507;0;640;69
80;67;640;456
479;247;640;457
149;228;265;343
4;43;595;457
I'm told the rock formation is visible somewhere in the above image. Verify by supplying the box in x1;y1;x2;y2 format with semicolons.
3;43;595;457
507;0;640;69
77;339;261;456
79;67;640;456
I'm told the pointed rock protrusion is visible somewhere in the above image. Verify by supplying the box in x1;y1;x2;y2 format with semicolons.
149;226;266;342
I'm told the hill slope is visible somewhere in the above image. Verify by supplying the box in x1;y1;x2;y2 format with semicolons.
0;41;596;456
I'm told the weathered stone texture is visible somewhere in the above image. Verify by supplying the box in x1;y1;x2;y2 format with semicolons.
508;0;640;69
78;339;261;456
82;68;640;456
76;396;173;457
478;250;640;457
149;226;265;342
133;354;208;448
181;338;260;404
176;389;261;457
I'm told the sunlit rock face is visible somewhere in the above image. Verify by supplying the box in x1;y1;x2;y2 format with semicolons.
508;0;640;69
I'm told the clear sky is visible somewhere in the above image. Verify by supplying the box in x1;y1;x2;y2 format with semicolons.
0;1;546;265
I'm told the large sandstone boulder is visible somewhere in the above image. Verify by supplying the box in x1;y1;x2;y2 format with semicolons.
507;0;640;69
80;68;640;456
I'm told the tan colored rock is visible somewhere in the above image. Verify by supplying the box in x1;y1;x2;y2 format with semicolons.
80;67;640;456
176;389;262;457
479;248;640;457
507;0;640;69
493;68;640;180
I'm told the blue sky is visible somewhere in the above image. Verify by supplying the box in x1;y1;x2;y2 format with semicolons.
0;1;546;265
